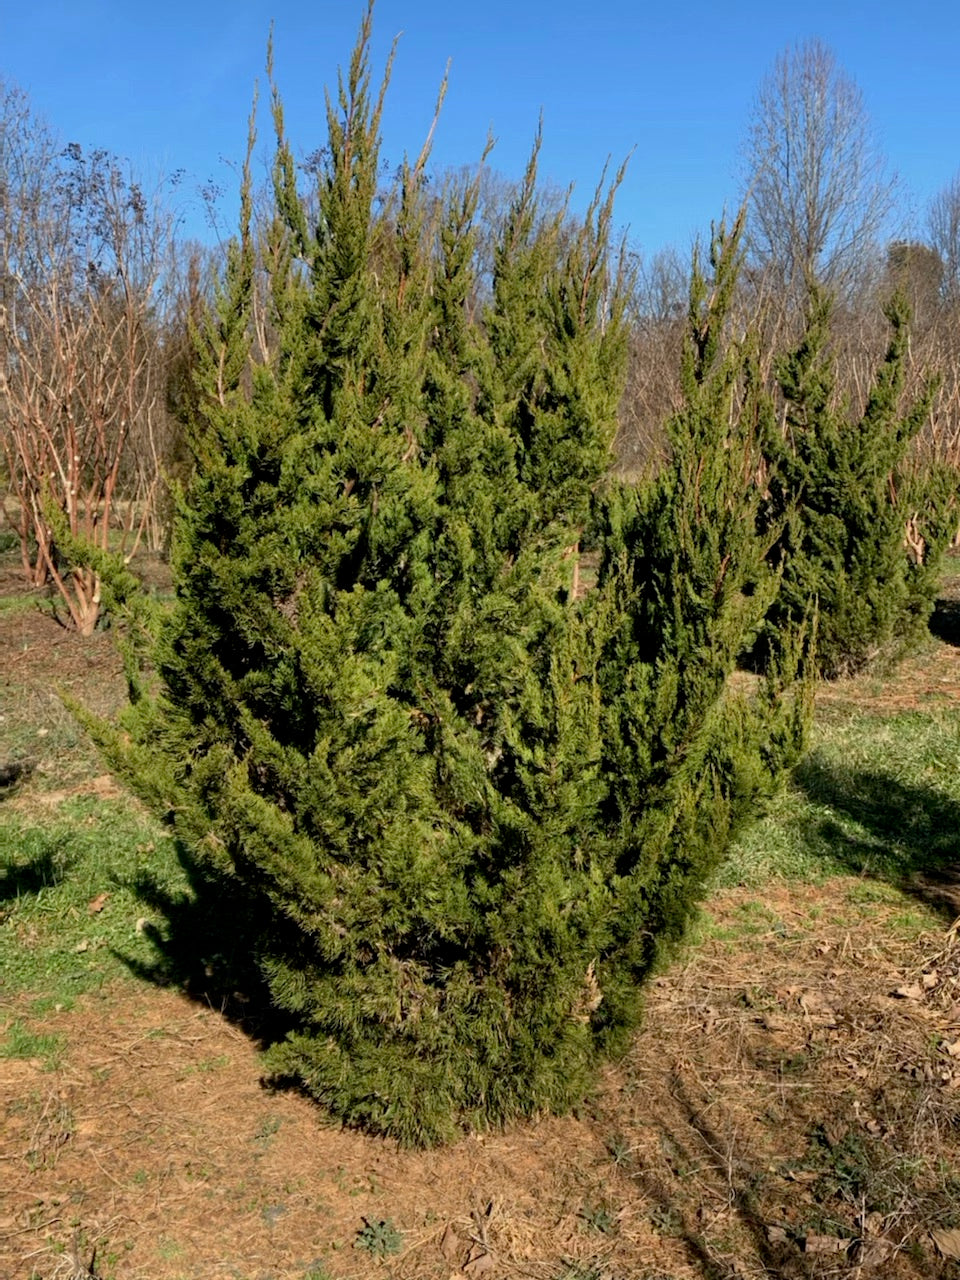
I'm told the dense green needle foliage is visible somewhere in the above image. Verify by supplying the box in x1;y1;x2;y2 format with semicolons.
588;215;811;1044
89;11;808;1144
757;289;954;678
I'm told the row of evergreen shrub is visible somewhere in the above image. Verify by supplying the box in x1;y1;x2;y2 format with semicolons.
756;288;954;678
84;9;951;1143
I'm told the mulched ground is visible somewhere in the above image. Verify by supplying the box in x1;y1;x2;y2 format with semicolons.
4;883;960;1280
4;558;960;1280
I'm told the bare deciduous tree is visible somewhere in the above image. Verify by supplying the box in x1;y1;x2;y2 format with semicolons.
929;173;960;307
742;40;895;309
0;82;172;633
615;245;687;470
0;80;60;573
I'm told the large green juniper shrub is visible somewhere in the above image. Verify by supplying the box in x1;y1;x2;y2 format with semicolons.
588;213;811;1040
87;13;808;1144
755;288;954;679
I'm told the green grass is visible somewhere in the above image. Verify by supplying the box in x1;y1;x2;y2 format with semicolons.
0;591;44;616
0;793;188;1005
719;707;960;900
0;684;110;791
0;1019;65;1068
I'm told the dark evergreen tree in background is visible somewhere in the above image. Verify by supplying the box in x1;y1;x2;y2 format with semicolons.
757;289;953;678
91;10;808;1144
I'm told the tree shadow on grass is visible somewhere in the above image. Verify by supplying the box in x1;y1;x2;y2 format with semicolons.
0;839;72;903
114;841;297;1048
0;760;35;793
793;754;960;919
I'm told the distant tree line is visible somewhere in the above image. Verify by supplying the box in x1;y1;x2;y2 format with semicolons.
2;38;959;637
618;40;960;480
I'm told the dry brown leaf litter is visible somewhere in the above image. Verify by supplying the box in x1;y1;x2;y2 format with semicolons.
3;888;960;1279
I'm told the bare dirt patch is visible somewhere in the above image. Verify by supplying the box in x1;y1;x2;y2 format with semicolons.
1;606;124;705
2;985;674;1280
0;549;170;725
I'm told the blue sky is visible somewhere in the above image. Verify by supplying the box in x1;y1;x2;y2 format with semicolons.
2;1;956;257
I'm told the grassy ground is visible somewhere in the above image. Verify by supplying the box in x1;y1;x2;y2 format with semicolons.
4;554;960;1279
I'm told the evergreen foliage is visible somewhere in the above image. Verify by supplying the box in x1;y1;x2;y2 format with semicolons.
589;214;811;1046
758;288;952;678
89;12;808;1144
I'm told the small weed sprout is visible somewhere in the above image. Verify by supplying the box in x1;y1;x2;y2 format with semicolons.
302;1263;334;1280
252;1115;281;1143
606;1133;634;1167
0;1021;65;1070
557;1263;603;1280
354;1216;403;1257
580;1202;617;1234
648;1204;684;1235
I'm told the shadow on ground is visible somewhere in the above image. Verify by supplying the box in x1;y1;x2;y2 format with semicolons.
0;841;71;903
794;755;960;919
609;1071;811;1280
117;843;295;1047
591;1033;947;1279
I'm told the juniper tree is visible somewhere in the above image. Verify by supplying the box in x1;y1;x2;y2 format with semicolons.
588;214;810;1042
758;288;952;678
89;13;808;1143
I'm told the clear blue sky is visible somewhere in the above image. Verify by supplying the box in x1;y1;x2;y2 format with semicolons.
2;0;956;256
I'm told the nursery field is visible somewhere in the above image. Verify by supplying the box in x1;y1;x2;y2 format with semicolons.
4;555;960;1280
